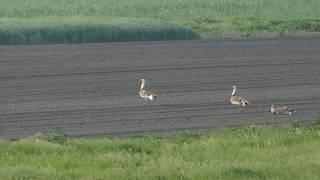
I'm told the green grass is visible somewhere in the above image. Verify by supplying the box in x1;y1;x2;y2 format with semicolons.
1;0;320;20
187;18;320;38
0;0;320;44
0;16;198;45
1;123;320;179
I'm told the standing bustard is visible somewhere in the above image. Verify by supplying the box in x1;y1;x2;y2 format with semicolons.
230;86;249;110
139;79;157;102
270;105;296;115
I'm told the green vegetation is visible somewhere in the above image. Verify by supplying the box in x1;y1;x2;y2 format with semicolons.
188;18;320;38
1;122;320;179
0;0;320;44
0;16;198;45
1;0;320;20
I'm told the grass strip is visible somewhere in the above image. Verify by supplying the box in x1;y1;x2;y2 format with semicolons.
1;122;320;179
1;0;320;20
0;16;198;45
186;18;320;38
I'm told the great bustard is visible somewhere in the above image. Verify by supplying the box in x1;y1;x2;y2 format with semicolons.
270;105;296;115
139;79;157;102
230;86;249;110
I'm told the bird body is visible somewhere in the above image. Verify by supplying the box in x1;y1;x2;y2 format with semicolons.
230;86;249;107
139;89;157;101
271;105;296;115
230;96;249;106
139;79;157;101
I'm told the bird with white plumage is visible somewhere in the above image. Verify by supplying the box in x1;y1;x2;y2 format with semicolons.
270;105;296;115
229;86;249;111
139;79;157;102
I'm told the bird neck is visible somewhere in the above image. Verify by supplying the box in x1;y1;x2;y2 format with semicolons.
141;80;145;89
231;87;236;96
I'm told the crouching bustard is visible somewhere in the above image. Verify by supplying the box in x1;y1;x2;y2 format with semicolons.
139;79;157;102
270;105;296;115
230;86;249;111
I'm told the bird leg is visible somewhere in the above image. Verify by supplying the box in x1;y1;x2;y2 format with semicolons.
234;105;241;113
237;105;243;112
229;105;238;113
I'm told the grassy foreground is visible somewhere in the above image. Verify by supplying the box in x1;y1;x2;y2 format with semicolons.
1;0;320;44
1;122;320;179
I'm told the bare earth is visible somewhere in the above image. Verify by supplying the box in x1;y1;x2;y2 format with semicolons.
0;38;320;139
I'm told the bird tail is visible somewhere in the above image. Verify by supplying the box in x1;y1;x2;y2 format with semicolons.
288;109;296;115
241;99;249;106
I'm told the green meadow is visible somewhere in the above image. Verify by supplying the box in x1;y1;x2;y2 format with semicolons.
1;121;320;179
1;0;320;44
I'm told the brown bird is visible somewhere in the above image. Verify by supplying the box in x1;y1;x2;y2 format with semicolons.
230;86;249;110
270;105;296;115
139;79;157;102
